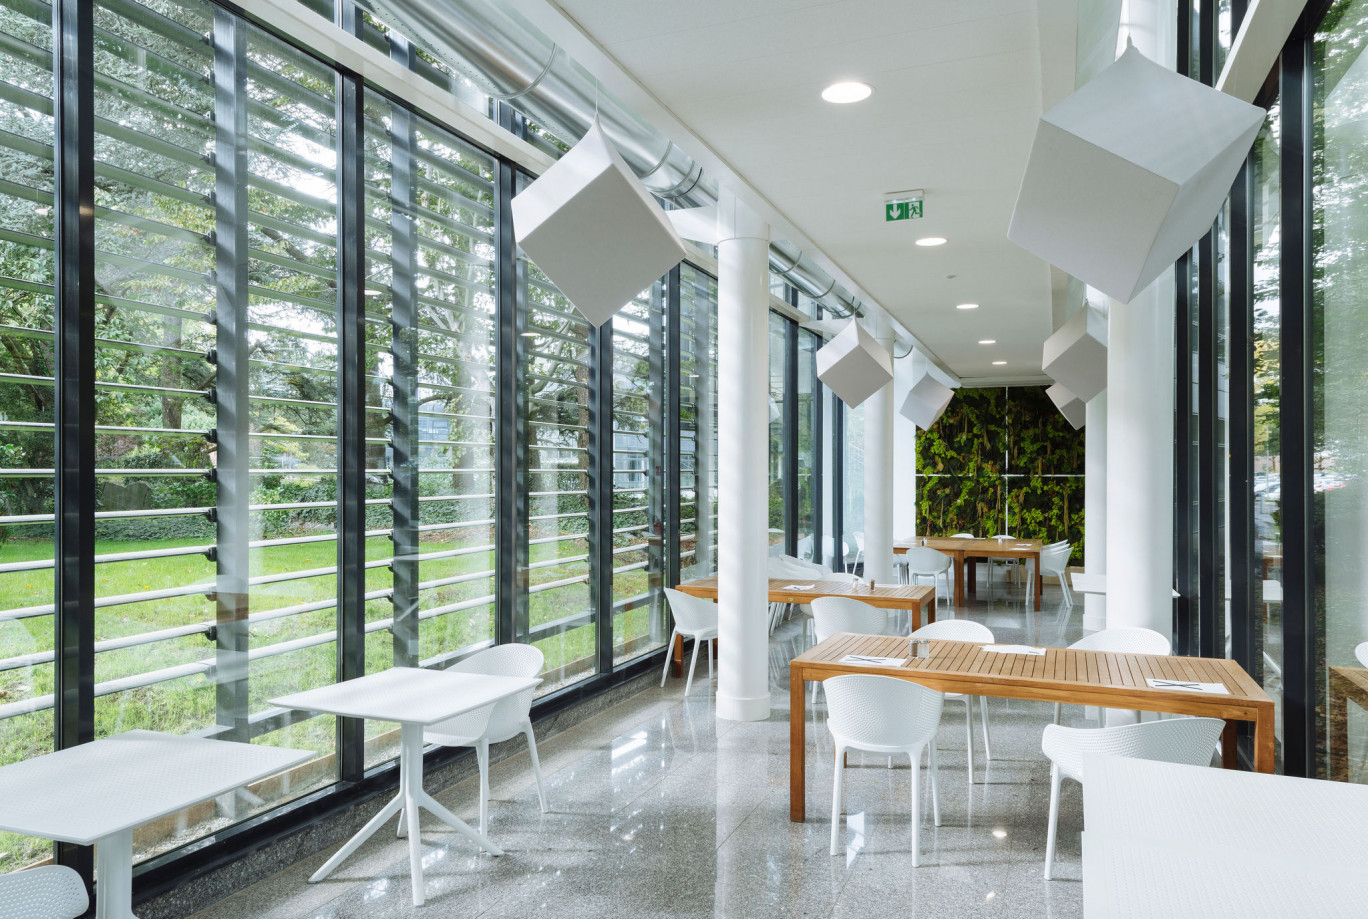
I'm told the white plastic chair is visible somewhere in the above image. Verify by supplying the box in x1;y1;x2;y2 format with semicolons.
986;533;1018;586
659;587;718;697
418;644;548;835
850;531;865;572
1027;541;1074;608
824;674;943;865
0;865;89;919
1041;716;1225;879
811;596;894;700
901;546;952;605
1357;641;1368;668
910;619;994;783
1054;627;1172;725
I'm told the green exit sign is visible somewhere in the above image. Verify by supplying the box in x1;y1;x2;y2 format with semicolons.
885;199;923;222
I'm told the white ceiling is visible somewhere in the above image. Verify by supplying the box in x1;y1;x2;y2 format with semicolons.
523;0;1080;382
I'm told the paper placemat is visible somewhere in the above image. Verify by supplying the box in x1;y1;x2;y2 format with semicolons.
1145;678;1229;694
840;654;906;667
783;584;815;590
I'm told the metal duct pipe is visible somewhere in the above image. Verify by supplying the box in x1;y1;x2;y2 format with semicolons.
354;0;861;318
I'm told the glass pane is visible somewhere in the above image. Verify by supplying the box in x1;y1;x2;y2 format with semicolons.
1313;0;1368;783
1250;103;1282;771
0;0;55;872
844;403;864;571
517;172;597;691
768;312;787;553
678;265;717;580
362;91;498;766
796;330;819;561
611;284;665;666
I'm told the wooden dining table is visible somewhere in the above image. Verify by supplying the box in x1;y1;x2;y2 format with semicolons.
671;577;935;675
788;633;1276;822
895;536;1044;609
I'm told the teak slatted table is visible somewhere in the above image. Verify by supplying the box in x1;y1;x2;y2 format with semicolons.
670;578;935;676
788;633;1275;822
895;537;1044;609
1328;665;1368;782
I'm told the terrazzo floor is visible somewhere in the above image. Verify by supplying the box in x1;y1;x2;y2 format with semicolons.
188;581;1093;919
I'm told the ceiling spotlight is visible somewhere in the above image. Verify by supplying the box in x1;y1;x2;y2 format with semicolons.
979;339;997;345
821;81;872;104
992;360;1007;365
915;237;947;247
956;303;979;310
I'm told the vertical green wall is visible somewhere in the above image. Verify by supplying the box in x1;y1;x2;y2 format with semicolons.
915;386;1085;562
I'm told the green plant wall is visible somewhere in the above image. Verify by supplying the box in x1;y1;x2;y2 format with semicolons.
915;386;1085;563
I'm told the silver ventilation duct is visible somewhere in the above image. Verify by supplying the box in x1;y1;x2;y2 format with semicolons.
355;0;863;319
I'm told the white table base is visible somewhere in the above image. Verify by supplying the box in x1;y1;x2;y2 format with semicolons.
309;723;502;906
94;827;135;919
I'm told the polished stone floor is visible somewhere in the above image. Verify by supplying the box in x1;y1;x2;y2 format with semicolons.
189;582;1092;919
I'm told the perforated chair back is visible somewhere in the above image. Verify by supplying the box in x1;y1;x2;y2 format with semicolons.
1042;716;1225;783
1039;542;1072;575
0;866;88;919
911;619;994;643
824;674;943;752
450;643;544;743
1356;641;1368;668
1068;627;1171;656
664;587;719;636
811;596;890;644
901;546;952;576
951;533;975;539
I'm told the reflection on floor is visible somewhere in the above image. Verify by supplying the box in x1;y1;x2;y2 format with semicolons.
188;584;1093;918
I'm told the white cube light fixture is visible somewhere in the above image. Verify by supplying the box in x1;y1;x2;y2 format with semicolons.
1008;44;1264;303
511;119;689;326
1046;383;1087;430
816;320;893;408
899;351;955;430
1042;305;1108;402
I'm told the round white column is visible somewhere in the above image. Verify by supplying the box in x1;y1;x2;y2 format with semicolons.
863;320;896;584
1105;282;1174;636
1084;391;1107;631
715;191;771;722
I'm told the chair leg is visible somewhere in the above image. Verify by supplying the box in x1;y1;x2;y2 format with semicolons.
685;635;703;696
1053;701;1062;725
909;748;922;868
477;738;490;835
928;741;941;827
979;696;992;761
707;638;714;682
524;723;548;813
964;698;976;784
1044;763;1061;880
660;628;678;687
396;805;407;838
830;745;846;856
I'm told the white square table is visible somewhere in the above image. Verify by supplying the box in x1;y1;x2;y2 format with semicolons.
0;730;312;919
270;666;540;906
1081;755;1368;918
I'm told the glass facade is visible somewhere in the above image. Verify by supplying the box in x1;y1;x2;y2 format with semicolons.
0;0;836;880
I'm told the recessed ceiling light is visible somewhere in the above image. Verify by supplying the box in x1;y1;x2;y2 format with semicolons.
821;81;872;104
979;339;996;345
956;303;979;310
992;360;1007;365
915;237;947;247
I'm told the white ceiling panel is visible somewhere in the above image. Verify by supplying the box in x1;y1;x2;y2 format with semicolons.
544;0;1075;378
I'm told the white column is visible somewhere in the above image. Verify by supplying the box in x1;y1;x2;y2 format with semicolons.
1104;0;1177;638
1105;283;1174;635
1084;391;1107;631
892;351;918;540
863;318;896;584
715;191;771;722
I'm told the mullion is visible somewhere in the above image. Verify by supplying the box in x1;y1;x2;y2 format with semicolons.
784;311;799;557
52;0;96;887
1197;226;1218;659
589;321;613;674
665;266;682;590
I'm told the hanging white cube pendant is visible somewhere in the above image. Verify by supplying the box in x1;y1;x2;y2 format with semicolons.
1046;383;1086;430
1008;45;1264;303
816;321;893;408
1042;305;1108;402
899;352;955;430
511;119;689;326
